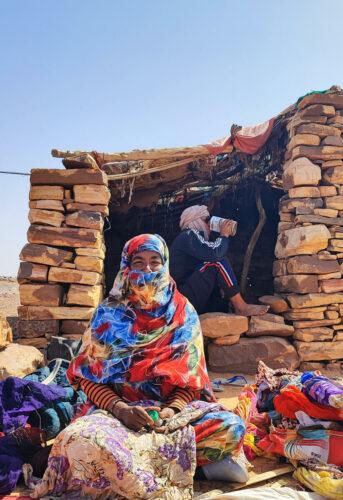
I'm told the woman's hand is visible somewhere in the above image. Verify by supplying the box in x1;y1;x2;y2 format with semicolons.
111;402;161;432
159;407;175;420
154;407;176;433
220;219;235;237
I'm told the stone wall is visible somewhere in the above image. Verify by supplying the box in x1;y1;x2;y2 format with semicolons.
17;167;110;348
274;91;343;371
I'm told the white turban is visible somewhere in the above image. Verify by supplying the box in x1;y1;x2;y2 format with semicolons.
179;205;210;240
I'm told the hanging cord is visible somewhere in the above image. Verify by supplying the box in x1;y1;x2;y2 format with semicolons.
0;170;29;176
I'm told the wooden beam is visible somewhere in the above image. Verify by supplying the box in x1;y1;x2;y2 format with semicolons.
52;143;233;163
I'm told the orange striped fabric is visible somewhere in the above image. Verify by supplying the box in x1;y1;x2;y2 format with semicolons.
80;379;196;413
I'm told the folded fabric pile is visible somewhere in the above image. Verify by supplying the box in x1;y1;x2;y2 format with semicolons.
0;359;86;495
236;361;343;499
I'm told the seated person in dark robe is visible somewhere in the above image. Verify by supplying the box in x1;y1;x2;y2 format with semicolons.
170;204;269;316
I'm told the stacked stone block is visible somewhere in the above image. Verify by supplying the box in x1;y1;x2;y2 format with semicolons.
274;92;343;372
17;167;110;349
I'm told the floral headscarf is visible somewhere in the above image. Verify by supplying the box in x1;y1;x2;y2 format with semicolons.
67;234;214;403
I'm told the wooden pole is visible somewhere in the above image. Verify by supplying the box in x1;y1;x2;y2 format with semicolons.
51;143;233;163
240;185;266;296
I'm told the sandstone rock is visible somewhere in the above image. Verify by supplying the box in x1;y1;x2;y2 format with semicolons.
20;243;73;266
294;214;343;226
0;314;12;347
61;320;88;335
65;202;109;216
295;206;314;215
199;313;249;338
288;187;320;198
73;185;111;205
17;262;48;283
280;212;294;222
328;115;343;126
246;317;294;337
300;104;335;117
325;196;343;210
29;200;64;212
29;186;64;201
292;145;343;161
28;225;102;249
334;332;343;341
323;167;343;185
18;306;94;320
293;318;341;329
258;295;289;313
296;123;341;138
274;275;319;294
288;293;343;309
314;208;338;217
318;272;342;280
258;313;285;324
286;255;340;275
30;168;108;186
48;267;102;285
65;211;103;230
294;327;334;342
208;337;299;374
322;135;343;146
66;284;103;307
279;197;323;212
318;251;338;260
318;186;337;197
61;263;76;269
284;310;324;321
288;134;321;150
278;222;293;232
17;319;58;338
17;338;48;349
298;93;343;110
320;279;343;293
19;284;64;306
273;260;288;277
74;256;104;273
0;343;44;380
295;340;343;361
325;310;339;319
330;239;343;248
213;335;240;346
275;225;330;259
28;209;65;228
75;247;106;259
291;306;327;313
323;160;343;168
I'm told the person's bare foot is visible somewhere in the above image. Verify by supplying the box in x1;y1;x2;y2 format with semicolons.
234;303;270;316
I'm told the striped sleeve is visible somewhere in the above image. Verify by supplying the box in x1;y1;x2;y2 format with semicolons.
166;388;196;412
80;378;121;411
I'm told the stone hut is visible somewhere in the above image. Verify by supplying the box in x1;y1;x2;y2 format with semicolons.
17;87;343;374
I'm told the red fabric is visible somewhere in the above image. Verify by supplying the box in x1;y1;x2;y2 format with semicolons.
206;117;275;155
274;386;343;421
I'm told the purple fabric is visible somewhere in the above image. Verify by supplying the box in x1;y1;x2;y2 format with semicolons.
0;435;41;494
301;373;343;408
0;377;66;433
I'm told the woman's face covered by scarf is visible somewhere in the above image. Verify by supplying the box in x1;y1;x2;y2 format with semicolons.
110;234;171;309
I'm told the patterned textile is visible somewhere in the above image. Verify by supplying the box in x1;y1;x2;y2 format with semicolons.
67;234;214;404
26;401;245;499
301;372;343;410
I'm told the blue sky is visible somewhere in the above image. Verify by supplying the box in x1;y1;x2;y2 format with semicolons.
1;0;343;275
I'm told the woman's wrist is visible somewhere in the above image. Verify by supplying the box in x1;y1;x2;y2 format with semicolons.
107;399;128;417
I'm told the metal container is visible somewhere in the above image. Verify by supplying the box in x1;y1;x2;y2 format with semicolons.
210;216;237;236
